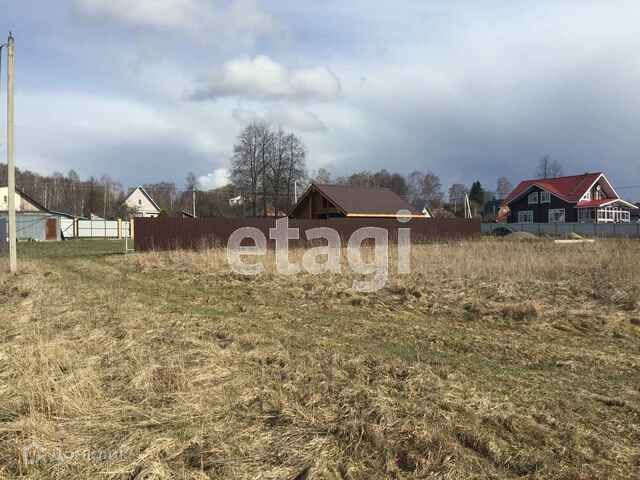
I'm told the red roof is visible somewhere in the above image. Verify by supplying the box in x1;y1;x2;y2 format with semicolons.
503;172;602;205
575;199;614;208
576;198;639;209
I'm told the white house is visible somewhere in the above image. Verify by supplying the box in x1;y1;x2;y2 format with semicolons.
123;186;161;218
0;186;45;212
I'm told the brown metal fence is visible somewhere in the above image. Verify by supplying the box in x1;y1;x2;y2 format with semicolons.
134;217;481;252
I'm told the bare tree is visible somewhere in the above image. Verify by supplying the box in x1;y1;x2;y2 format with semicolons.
422;171;444;209
283;132;306;209
536;155;564;179
231;123;262;216
268;128;289;214
143;182;177;212
407;171;425;207
388;173;408;197
496;177;513;199
230;123;306;216
407;170;443;209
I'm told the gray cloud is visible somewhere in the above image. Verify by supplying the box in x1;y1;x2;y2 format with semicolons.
7;1;640;201
73;0;280;39
232;105;327;132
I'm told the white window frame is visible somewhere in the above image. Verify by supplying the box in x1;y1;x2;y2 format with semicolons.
528;192;539;204
548;208;565;223
518;210;534;223
540;191;551;204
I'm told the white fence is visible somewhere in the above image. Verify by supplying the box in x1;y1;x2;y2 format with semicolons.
61;219;131;238
482;222;640;238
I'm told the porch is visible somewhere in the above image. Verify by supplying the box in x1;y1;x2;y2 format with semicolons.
577;206;631;223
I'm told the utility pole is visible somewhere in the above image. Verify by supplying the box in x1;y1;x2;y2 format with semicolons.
6;33;16;273
192;185;197;218
464;193;472;220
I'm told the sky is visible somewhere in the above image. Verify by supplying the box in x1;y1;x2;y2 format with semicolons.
2;0;640;199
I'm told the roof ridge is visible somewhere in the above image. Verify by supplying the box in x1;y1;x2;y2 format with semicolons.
527;172;601;183
316;183;392;191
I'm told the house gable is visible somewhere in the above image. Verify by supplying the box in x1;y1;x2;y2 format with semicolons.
289;183;425;219
0;187;48;213
289;185;346;219
124;186;161;217
578;173;618;202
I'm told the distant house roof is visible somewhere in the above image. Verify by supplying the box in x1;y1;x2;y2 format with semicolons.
0;186;50;213
291;183;423;217
49;210;86;219
124;186;161;212
504;172;604;205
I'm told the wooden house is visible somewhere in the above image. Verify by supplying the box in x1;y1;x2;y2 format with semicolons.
502;172;637;224
288;183;428;219
123;186;161;218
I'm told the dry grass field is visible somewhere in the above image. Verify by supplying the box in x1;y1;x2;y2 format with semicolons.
0;239;639;479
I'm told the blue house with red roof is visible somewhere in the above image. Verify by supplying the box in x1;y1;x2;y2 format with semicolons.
501;172;637;224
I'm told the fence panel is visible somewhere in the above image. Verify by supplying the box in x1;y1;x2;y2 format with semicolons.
134;217;481;252
483;222;640;238
72;220;130;238
61;218;75;237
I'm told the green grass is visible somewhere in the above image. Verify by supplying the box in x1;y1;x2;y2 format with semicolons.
16;238;128;259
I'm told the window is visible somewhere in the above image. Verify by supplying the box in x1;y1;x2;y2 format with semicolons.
540;191;551;203
518;210;534;223
528;192;539;204
594;185;603;200
138;199;142;206
3;195;6;203
548;208;565;223
578;208;592;223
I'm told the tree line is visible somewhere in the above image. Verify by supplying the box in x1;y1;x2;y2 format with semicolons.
0;164;209;219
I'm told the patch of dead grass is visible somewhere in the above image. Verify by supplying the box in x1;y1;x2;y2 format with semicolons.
0;239;639;478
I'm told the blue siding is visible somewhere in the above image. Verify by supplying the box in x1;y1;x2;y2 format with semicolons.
0;213;60;241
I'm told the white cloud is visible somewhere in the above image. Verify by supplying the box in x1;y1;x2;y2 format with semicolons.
191;55;341;102
198;168;230;190
73;0;279;39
